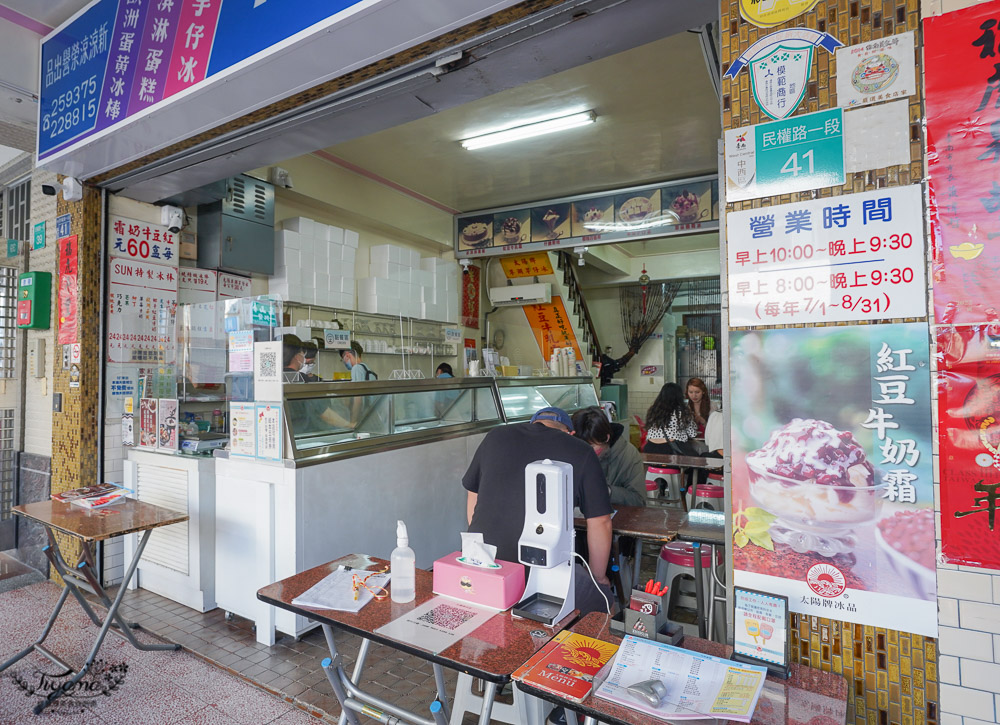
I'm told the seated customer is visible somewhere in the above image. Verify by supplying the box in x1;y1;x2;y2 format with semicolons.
704;408;724;462
572;406;646;507
463;407;614;615
435;363;454;378
643;382;699;456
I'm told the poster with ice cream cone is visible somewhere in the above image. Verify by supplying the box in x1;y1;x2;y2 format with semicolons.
730;323;936;637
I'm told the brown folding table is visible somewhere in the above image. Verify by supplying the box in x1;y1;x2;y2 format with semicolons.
515;611;849;725
2;498;187;714
258;553;576;725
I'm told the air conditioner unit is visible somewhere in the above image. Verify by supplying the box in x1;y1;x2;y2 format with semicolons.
489;283;552;307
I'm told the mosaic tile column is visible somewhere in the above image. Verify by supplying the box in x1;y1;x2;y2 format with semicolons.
720;1;937;723
48;184;103;567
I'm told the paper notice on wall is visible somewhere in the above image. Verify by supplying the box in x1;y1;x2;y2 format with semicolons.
836;32;916;109
230;402;256;457
218;272;251;299
843;100;911;172
106;366;139;419
179;268;218;304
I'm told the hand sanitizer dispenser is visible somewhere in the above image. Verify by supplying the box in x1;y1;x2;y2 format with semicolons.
512;459;575;626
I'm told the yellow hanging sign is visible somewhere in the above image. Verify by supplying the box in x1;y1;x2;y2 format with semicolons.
739;0;822;28
500;253;554;279
523;296;583;361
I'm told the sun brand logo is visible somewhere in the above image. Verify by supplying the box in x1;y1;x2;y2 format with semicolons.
806;562;847;598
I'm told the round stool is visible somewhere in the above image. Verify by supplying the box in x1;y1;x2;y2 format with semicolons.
707;471;724;483
645;480;659;499
646;466;681;502
655;542;721;616
693;483;725;511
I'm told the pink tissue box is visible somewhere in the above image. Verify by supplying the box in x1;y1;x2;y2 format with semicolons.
432;551;526;610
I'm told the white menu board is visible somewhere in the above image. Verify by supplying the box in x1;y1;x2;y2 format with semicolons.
727;185;926;327
110;215;179;267
178;268;218;304
218;272;251;299
255;403;283;462
230;403;256;458
107;258;178;364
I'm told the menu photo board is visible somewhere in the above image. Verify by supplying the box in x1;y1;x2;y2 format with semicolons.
455;175;719;259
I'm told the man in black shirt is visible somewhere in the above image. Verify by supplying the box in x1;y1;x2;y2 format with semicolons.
463;407;614;615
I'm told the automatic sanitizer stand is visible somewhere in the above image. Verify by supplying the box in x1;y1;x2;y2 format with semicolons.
512;459;576;625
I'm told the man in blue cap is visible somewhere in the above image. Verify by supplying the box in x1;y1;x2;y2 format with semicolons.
462;406;614;615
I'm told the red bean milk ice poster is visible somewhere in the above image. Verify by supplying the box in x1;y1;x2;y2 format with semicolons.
936;325;1000;570
926;2;1000;324
730;324;936;636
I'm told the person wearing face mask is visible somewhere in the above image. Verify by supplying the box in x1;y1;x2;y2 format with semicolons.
299;341;322;382
339;341;376;381
282;334;307;383
572;406;646;507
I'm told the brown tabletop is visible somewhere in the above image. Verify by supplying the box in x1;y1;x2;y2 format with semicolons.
257;554;575;684
576;505;685;545
642;453;722;470
13;499;188;542
516;611;848;725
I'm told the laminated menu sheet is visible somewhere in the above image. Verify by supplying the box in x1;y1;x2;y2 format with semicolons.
291;566;390;613
594;635;767;721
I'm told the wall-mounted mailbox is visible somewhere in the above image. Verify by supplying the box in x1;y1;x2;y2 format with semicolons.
17;271;52;329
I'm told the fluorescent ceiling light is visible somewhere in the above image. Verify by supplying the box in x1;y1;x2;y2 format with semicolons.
461;111;596;150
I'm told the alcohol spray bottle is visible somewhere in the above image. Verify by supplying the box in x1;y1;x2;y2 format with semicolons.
391;520;416;603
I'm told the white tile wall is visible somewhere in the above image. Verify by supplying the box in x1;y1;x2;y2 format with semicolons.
939;684;996;721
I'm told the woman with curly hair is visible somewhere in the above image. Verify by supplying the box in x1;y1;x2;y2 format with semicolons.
642;382;699;456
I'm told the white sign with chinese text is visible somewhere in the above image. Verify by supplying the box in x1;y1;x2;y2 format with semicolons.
255;403;283;462
727;185;926;326
110;215;179;267
107;257;178;364
179;268;218;304
836;31;916;109
218;272;251;299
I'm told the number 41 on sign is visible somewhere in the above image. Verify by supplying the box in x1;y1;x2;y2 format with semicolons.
725;108;846;202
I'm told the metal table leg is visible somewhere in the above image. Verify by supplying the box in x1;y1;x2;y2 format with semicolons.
321;624;448;725
692;542;707;639
15;528;178;714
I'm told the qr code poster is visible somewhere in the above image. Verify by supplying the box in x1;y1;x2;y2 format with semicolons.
374;596;495;654
254;341;283;402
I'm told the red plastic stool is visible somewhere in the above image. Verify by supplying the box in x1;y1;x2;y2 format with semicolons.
645;466;681;502
693;483;725;511
655;542;720;616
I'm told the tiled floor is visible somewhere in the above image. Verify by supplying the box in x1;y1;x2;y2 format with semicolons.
0;581;323;724
0;542;682;724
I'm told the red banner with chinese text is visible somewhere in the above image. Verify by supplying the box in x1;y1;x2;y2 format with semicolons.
57;235;78;345
523;296;583;361
936;325;1000;569
461;264;480;329
926;3;1000;323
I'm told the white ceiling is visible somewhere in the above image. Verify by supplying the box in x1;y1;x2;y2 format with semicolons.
326;31;721;213
0;1;91;138
1;1;88;28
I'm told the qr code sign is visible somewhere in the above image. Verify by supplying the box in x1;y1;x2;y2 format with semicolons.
418;604;477;631
259;351;277;379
